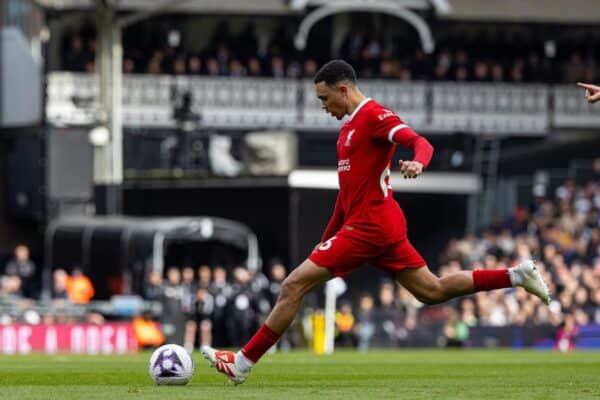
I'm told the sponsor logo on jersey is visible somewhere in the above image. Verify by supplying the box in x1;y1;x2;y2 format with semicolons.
338;158;351;172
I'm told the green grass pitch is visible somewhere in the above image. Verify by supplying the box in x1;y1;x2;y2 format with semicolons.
1;350;600;399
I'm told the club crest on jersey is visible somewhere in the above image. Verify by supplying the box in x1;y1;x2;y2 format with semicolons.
345;129;355;147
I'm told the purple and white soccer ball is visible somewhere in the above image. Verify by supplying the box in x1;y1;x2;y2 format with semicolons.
148;344;194;385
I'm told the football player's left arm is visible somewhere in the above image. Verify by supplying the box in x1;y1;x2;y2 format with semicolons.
372;112;434;179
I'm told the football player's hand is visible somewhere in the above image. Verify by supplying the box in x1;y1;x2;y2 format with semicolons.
398;160;423;179
577;82;600;104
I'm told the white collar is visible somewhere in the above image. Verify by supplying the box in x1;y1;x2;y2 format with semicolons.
348;97;372;121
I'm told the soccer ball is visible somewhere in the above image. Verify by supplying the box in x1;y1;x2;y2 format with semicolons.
148;344;194;385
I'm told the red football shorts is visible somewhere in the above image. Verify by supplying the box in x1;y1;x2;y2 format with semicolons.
308;228;426;277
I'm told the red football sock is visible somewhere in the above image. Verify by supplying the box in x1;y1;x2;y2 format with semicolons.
472;269;512;291
241;324;281;363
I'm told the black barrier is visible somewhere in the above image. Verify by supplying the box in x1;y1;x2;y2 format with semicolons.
467;325;556;348
466;324;600;349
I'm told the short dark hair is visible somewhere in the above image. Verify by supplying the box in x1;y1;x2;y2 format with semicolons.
313;59;357;86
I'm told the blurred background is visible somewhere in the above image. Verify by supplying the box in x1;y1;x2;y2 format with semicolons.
0;0;599;354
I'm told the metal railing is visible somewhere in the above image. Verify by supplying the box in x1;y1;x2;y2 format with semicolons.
46;72;600;134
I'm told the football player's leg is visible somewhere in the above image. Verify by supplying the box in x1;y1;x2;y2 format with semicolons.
202;259;331;384
395;260;550;305
264;258;333;333
373;238;467;304
377;238;530;305
395;265;474;305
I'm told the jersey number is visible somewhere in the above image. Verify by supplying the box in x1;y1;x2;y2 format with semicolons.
319;236;337;251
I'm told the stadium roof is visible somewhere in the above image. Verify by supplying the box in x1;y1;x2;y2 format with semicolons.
35;0;600;22
35;0;291;14
34;0;434;15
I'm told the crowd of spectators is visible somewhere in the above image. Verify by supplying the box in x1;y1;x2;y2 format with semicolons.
0;245;37;303
0;248;291;350
0;247;98;325
441;161;600;336
60;19;599;83
141;260;293;352
333;159;600;350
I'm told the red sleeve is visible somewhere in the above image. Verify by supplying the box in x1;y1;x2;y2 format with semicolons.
321;192;344;242
371;109;434;169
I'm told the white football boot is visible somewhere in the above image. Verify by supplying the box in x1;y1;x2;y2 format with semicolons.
201;345;250;385
509;259;551;305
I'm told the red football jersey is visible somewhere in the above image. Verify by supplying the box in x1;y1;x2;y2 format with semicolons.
321;98;434;246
